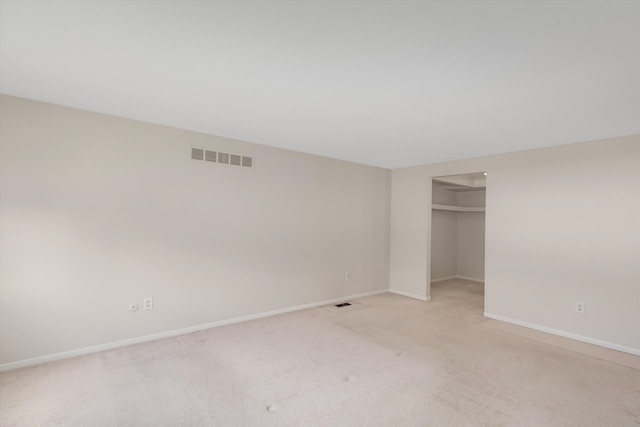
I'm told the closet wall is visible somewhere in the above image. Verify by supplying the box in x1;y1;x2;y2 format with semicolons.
431;182;485;282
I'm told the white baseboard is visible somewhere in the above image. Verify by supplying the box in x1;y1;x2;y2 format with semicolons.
456;275;484;283
0;289;388;372
483;312;640;357
430;276;457;283
431;275;484;284
389;289;431;301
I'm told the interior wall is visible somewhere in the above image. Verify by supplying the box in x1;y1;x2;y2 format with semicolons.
430;210;457;280
456;211;485;281
430;183;457;281
391;135;640;354
456;191;485;281
0;95;391;366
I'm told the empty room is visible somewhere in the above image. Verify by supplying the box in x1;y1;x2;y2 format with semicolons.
1;1;639;426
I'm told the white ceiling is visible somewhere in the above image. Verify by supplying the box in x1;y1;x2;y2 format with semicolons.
1;1;638;169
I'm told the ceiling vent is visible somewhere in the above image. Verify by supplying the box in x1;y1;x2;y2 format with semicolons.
191;146;253;169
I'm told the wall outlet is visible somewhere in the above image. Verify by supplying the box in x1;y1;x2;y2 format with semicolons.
345;272;351;280
129;304;139;312
143;297;153;311
575;301;585;313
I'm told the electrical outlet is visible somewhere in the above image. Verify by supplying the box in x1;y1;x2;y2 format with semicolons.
345;272;351;280
129;304;139;312
575;302;585;313
143;297;153;311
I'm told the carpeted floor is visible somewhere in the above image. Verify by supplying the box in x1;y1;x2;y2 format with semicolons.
1;279;639;426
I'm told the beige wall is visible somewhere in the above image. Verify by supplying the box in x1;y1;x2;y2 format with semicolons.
391;135;640;353
456;191;485;281
0;95;391;366
456;211;485;281
2;94;638;366
430;209;458;280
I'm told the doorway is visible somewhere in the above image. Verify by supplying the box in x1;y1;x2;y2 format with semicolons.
429;172;486;307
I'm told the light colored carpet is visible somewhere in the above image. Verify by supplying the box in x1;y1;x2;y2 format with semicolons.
1;279;639;426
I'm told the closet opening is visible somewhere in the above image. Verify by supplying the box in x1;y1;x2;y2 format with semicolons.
429;172;486;309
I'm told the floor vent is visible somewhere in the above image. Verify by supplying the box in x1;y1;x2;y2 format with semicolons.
335;302;352;308
191;146;253;169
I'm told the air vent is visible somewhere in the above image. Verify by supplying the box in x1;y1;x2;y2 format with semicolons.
335;302;352;308
204;150;217;162
218;152;229;164
191;146;253;169
191;147;204;161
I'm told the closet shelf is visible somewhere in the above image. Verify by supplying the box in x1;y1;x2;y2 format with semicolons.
432;204;485;212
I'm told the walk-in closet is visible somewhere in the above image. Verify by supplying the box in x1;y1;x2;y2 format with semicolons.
430;173;486;285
